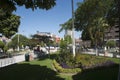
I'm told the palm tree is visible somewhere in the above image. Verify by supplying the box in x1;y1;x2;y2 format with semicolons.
88;17;109;56
59;19;72;33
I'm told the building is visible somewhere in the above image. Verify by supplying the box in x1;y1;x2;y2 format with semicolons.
64;29;72;37
36;32;52;37
104;25;119;47
55;36;60;43
35;31;60;44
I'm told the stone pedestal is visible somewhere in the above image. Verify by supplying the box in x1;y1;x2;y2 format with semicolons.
104;51;108;56
29;53;34;61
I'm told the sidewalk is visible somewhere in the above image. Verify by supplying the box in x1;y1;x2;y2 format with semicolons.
82;51;120;58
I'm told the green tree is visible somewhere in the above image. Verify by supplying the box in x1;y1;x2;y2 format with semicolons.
59;36;74;66
0;41;5;50
106;0;119;26
88;18;109;47
8;34;29;50
0;0;56;12
0;41;8;52
0;0;56;38
74;0;114;47
3;45;8;53
60;35;72;54
64;35;72;45
32;34;54;46
75;0;113;31
29;39;40;48
59;19;72;33
0;9;20;38
60;39;67;50
106;40;116;48
81;28;91;41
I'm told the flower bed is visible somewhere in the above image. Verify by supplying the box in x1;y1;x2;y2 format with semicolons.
53;59;81;73
53;53;117;74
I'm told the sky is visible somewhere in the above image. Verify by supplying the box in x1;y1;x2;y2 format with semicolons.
14;0;83;38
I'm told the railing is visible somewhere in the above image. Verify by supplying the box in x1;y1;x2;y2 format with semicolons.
80;48;120;58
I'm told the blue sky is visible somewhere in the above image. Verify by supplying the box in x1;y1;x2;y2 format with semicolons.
14;0;83;38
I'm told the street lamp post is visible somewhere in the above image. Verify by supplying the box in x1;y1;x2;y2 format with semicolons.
71;0;75;57
17;29;20;51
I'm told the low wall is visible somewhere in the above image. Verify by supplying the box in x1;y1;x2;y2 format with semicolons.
0;54;25;68
13;54;25;63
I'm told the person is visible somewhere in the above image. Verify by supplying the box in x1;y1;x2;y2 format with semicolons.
37;46;40;52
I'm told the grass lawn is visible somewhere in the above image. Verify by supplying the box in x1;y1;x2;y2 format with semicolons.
0;57;71;80
0;54;119;80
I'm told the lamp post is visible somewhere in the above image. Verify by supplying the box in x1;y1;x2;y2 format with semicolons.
17;29;19;51
71;0;75;57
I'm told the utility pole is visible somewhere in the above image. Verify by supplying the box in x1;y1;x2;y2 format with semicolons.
71;0;75;57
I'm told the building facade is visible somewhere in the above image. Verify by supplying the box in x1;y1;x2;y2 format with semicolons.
36;31;60;44
104;25;119;47
64;29;72;37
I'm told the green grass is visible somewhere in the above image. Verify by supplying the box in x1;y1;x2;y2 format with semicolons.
0;55;72;80
23;58;53;69
107;57;120;63
0;54;119;80
0;59;64;80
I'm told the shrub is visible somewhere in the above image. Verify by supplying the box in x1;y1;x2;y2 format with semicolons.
0;41;5;49
106;40;116;48
56;52;76;68
3;45;8;52
74;54;113;69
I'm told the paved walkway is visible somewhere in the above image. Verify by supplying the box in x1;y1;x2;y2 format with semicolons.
82;51;120;58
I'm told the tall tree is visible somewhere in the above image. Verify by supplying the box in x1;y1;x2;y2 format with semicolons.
31;33;54;47
81;28;91;41
0;0;56;12
0;41;5;50
88;18;109;47
106;0;119;26
0;0;56;38
81;18;107;47
74;0;114;47
59;35;72;54
8;34;30;49
0;10;20;38
74;0;113;31
32;34;51;44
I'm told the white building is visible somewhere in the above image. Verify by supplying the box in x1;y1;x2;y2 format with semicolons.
64;29;72;38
